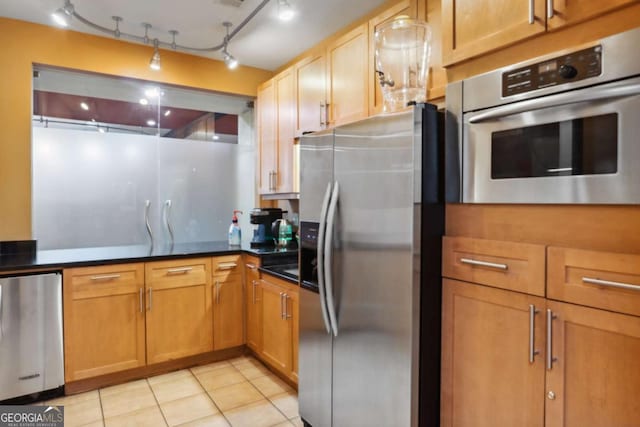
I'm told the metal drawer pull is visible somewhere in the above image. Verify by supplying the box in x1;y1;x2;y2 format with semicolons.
90;274;121;281
167;267;193;274
217;262;238;270
529;304;539;364
460;258;508;270
546;309;557;370
246;263;258;270
139;288;144;313
582;276;640;292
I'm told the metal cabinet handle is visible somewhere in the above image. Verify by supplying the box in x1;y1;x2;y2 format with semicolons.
218;262;238;270
547;0;554;19
90;274;121;281
320;102;326;126
216;281;221;304
529;304;540;363
167;267;193;274
582;276;640;292
546;309;557;370
324;102;331;127
529;0;535;24
139;288;144;313
285;294;292;319
148;287;153;311
252;280;257;304
145;200;154;247
164;200;175;246
246;263;258;270
460;258;508;270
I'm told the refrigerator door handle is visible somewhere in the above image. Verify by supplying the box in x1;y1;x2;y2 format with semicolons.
0;284;3;342
317;182;334;335
324;180;340;337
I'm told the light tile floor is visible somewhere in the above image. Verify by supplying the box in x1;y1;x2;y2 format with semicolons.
42;356;302;427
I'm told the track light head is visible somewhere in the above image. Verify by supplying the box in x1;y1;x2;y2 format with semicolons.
224;49;238;70
149;40;161;71
278;0;295;21
51;1;74;27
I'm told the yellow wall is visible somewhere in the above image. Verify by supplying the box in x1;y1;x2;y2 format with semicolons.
0;17;273;241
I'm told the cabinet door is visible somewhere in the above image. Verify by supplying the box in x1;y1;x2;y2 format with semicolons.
442;0;545;65
244;258;262;352
545;301;640;427
213;275;244;350
260;279;292;373
288;288;299;384
276;68;295;193
327;23;369;126
547;0;637;30
441;279;545;427
296;52;327;135
145;260;213;364
368;0;417;116
63;264;146;382
258;79;277;194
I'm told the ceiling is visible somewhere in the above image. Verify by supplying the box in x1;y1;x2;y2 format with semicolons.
0;0;388;71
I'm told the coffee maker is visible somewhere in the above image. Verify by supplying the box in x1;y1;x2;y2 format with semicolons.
249;208;283;248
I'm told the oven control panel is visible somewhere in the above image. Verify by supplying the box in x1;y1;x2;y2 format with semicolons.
502;45;602;97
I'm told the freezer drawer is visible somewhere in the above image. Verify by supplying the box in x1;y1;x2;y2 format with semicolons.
0;273;64;401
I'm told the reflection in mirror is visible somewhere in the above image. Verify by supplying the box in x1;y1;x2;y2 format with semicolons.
32;66;255;250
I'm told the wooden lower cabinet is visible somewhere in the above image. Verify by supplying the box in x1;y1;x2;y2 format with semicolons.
63;264;146;382
259;274;299;383
213;272;244;350
145;259;213;364
441;279;546;427
442;279;640;427
545;300;640;427
244;256;262;352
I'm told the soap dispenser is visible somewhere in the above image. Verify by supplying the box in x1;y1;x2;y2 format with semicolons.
228;210;243;246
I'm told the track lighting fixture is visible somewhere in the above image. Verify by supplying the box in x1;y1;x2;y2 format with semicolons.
149;39;161;71
278;0;295;21
49;0;276;70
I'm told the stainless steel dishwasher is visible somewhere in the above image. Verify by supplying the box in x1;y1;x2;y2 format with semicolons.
0;272;64;401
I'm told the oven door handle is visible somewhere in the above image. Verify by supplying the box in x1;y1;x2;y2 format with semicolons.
468;83;640;123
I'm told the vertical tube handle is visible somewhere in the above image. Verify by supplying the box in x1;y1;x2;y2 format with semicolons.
324;181;340;337
320;102;326;126
145;200;154;247
529;304;539;363
546;309;557;370
528;0;535;24
547;0;554;19
279;292;285;320
139;288;144;314
148;287;153;311
317;182;333;335
285;294;292;319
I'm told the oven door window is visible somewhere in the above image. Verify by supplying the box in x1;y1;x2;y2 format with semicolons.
491;113;618;179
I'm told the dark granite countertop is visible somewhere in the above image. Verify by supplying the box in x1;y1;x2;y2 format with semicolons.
0;241;298;273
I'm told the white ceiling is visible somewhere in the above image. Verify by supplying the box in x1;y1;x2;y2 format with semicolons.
0;0;388;71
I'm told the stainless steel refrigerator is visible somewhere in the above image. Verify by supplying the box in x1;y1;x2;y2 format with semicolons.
298;105;444;427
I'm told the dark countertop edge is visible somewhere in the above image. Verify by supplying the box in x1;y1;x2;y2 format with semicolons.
259;267;300;285
0;247;298;274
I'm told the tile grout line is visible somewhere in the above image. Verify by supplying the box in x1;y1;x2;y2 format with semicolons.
146;377;170;427
97;389;106;427
190;366;234;427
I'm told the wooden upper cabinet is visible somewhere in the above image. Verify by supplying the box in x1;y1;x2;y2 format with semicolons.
442;0;546;65
545;300;640;427
296;51;327;135
276;67;295;193
441;279;546;427
145;259;213;364
258;79;277;194
368;0;418;116
63;263;146;382
547;0;638;30
327;23;369;127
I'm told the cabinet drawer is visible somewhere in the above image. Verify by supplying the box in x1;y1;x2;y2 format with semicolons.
212;255;242;279
146;258;210;290
65;263;144;299
548;247;640;316
443;236;546;296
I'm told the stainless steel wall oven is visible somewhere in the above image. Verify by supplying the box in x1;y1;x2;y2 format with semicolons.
446;27;640;204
